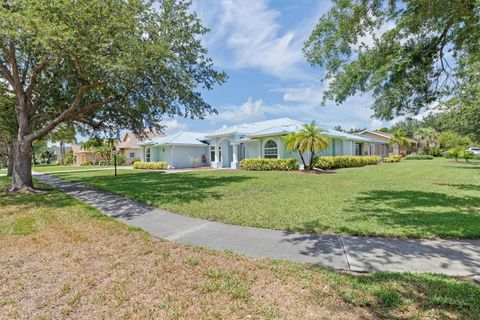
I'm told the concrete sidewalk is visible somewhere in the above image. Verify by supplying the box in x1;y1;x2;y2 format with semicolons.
35;174;480;276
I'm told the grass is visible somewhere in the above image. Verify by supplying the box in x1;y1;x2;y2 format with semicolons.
1;176;479;319
52;158;480;239
32;165;115;173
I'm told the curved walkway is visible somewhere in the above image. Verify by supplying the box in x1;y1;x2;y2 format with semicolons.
35;173;480;277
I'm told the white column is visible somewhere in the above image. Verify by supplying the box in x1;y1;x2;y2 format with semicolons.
211;144;221;168
231;144;239;169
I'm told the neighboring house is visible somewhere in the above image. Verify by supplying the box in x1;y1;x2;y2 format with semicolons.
52;145;72;163
117;131;161;164
357;130;414;156
71;144;100;165
205;118;372;169
138;131;209;168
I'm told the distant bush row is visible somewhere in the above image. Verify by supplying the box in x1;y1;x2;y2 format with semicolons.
240;158;299;171
133;161;168;169
404;154;434;160
314;156;381;169
383;155;402;163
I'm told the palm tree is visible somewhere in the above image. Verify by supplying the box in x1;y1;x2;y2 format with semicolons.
284;121;330;170
414;127;437;154
284;132;307;168
388;130;411;154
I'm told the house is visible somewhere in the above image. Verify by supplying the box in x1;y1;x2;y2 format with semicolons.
357;130;414;156
71;144;100;165
117;131;161;164
138;131;209;168
205;118;372;169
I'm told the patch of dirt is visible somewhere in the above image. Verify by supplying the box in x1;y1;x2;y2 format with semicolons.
0;218;370;319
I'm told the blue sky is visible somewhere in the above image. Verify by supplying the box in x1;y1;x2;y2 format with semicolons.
163;0;388;134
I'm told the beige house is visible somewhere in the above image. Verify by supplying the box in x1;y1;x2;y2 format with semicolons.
117;131;161;164
358;130;414;156
71;144;101;165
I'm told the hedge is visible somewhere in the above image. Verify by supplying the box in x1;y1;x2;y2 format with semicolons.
133;161;168;169
240;158;299;171
383;155;402;163
404;154;434;160
314;156;381;169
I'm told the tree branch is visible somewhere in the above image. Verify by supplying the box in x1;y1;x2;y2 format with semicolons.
25;60;48;100
25;82;111;142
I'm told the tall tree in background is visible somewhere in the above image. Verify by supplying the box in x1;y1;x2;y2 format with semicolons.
388;130;411;153
304;0;479;120
49;123;76;165
414;127;437;153
0;0;226;191
0;84;16;176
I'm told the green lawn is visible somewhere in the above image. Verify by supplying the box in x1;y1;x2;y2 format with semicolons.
32;165;115;173
52;158;480;239
1;175;479;319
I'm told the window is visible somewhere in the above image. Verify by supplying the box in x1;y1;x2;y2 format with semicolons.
145;147;151;162
264;140;278;159
355;143;360;156
210;145;221;162
129;152;135;158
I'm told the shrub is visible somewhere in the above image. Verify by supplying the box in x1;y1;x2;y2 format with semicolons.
314;156;381;169
110;154;126;165
383;155;402;163
133;161;168;170
81;160;93;166
438;131;473;150
240;158;299;171
131;158;141;165
426;146;441;157
404;154;434;160
64;152;74;165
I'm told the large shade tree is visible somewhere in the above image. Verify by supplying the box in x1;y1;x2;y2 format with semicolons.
0;0;226;191
304;0;480;120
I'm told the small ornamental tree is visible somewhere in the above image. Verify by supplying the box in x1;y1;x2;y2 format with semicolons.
448;147;464;162
461;150;474;163
0;0;226;192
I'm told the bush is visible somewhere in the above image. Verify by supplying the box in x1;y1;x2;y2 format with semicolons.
383;155;402;163
314;156;381;169
438;131;473;150
64;152;74;165
110;154;126;165
426;146;441;157
133;161;168;170
81;160;93;166
131;158;141;165
240;158;299;171
404;154;434;160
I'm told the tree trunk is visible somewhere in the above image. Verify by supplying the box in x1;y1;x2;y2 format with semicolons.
308;148;315;170
298;151;307;169
10;141;34;191
59;140;65;165
7;143;14;177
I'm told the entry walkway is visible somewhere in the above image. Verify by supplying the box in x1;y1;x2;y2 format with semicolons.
35;174;480;276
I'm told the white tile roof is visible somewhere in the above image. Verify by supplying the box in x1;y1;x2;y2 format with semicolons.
206;118;304;137
207;118;372;142
141;131;208;146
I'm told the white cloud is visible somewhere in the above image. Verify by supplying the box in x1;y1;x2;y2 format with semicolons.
192;0;309;79
218;98;265;123
161;119;188;135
